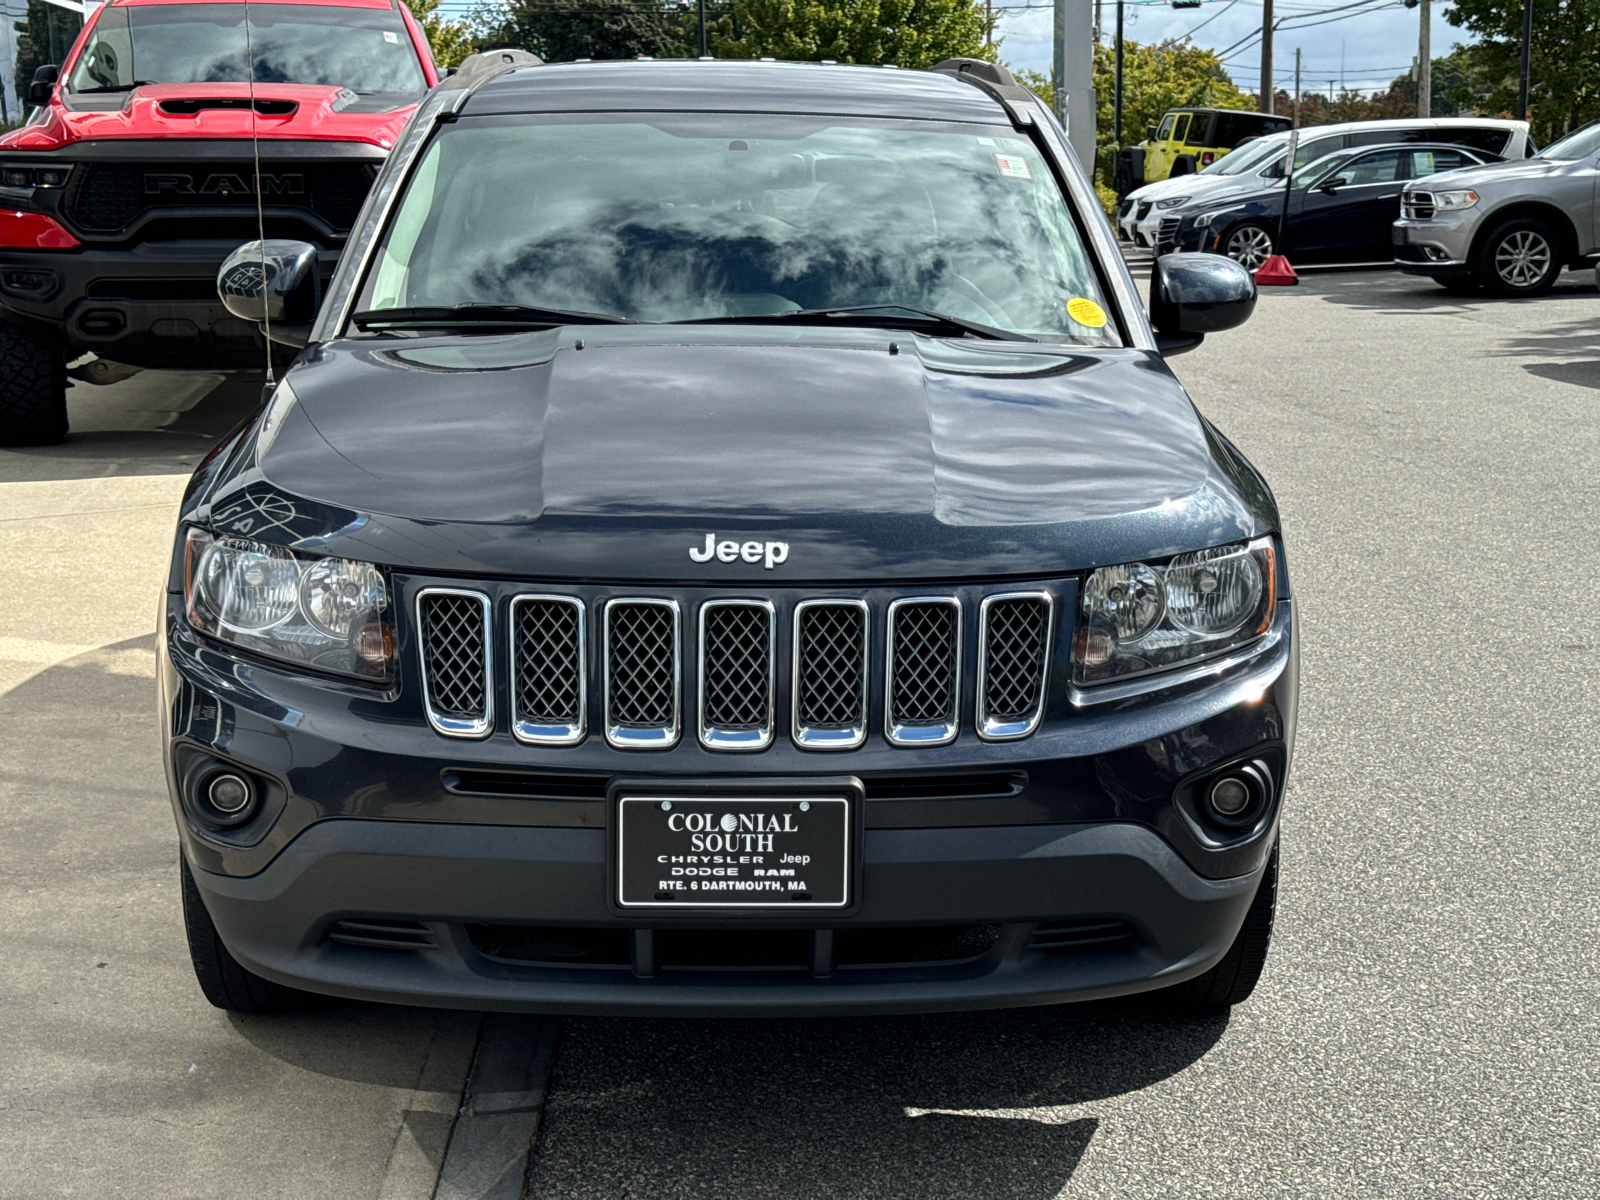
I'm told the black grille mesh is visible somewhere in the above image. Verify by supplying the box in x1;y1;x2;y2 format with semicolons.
608;603;676;728
702;604;771;730
797;604;865;728
890;602;958;725
515;600;583;727
421;594;487;720
65;161;373;233
981;597;1050;722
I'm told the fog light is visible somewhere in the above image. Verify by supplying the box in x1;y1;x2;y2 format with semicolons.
207;773;252;814
1208;777;1250;816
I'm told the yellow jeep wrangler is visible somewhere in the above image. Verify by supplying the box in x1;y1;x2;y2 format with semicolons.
1141;108;1292;182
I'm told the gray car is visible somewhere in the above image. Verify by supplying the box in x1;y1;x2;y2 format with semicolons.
1393;120;1600;295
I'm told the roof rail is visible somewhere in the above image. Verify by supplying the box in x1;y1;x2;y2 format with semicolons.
931;58;1037;127
439;48;543;108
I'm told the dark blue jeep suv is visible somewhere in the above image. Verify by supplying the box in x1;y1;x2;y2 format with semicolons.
161;52;1293;1017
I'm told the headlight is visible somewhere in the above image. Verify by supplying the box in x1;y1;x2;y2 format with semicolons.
1430;189;1479;210
1074;537;1277;686
184;528;393;680
1155;196;1191;208
1191;211;1216;228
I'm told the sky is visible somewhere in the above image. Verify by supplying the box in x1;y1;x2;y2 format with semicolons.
995;0;1473;97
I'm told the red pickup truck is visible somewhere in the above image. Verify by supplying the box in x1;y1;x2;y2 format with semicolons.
0;0;439;444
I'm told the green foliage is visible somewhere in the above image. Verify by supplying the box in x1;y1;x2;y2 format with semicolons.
1384;46;1472;117
406;0;477;67
1442;0;1600;142
711;0;990;68
473;0;689;63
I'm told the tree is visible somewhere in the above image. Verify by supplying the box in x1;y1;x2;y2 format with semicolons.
1443;0;1600;143
474;0;690;62
406;0;477;67
711;0;989;68
1385;46;1471;117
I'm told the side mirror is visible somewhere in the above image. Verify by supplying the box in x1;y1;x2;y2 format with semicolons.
1318;180;1341;194
217;239;319;348
1146;124;1157;141
1149;252;1257;357
29;64;58;107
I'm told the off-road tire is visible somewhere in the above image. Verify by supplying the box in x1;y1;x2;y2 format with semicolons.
1221;221;1276;273
0;321;68;446
181;856;325;1013
1151;840;1278;1014
1475;216;1562;297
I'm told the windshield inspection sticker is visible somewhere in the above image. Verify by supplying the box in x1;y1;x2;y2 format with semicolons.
995;154;1032;179
383;29;399;42
1068;297;1107;328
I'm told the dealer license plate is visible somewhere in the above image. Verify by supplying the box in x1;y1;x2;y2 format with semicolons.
615;794;852;909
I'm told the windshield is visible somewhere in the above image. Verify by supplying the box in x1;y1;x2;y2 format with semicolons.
1202;136;1284;176
1536;120;1600;160
69;3;425;95
359;116;1120;344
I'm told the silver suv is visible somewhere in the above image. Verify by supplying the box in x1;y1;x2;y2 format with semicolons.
1393;120;1600;295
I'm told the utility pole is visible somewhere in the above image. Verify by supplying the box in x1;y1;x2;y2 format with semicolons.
1114;0;1124;146
1293;47;1301;128
1517;0;1532;120
985;0;993;49
1417;0;1431;117
1054;0;1097;169
698;0;707;56
1258;0;1274;113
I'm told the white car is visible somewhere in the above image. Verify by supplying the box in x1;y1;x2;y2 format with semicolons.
1118;116;1531;249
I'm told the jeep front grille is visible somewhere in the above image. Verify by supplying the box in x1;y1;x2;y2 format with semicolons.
698;600;776;749
417;589;493;738
885;597;961;746
604;599;681;748
976;593;1053;740
511;595;586;745
792;599;869;749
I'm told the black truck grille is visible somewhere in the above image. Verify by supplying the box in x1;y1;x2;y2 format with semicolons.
64;160;374;234
416;587;1055;748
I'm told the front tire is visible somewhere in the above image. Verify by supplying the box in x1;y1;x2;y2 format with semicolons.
181;856;324;1013
1221;222;1276;273
1152;840;1278;1014
1476;217;1561;296
0;321;67;446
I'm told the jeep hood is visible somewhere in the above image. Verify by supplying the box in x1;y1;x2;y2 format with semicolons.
224;326;1275;582
0;82;416;151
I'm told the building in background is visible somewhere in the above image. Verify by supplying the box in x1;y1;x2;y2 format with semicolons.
5;0;87;124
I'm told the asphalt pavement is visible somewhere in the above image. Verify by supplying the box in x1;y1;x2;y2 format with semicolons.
3;264;1598;1198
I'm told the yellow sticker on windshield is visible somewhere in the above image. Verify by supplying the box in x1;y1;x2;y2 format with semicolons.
1068;297;1107;328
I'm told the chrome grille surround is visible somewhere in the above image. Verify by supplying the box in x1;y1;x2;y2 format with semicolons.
975;591;1054;741
603;598;681;749
416;587;493;739
697;599;777;751
509;594;587;746
884;596;962;747
792;598;870;750
1402;192;1436;220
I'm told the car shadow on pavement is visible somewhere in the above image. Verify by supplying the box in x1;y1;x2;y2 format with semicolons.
524;1002;1226;1198
1302;267;1599;313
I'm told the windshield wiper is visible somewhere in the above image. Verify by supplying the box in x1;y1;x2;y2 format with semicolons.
74;80;156;94
682;304;1034;342
351;303;634;331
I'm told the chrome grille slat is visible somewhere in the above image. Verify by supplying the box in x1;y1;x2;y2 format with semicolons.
976;592;1053;741
511;595;586;745
417;588;492;738
793;599;868;750
604;599;681;748
885;597;961;746
698;600;775;750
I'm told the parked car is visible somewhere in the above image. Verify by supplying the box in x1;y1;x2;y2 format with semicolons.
1393;117;1600;295
165;55;1294;1019
1119;116;1530;249
1161;142;1499;269
1130;107;1290;186
0;0;441;446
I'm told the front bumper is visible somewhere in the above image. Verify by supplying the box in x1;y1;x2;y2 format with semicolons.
160;585;1297;1016
1391;214;1474;276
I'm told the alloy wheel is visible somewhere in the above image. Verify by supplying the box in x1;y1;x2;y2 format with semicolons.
1226;226;1274;272
1494;230;1552;289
